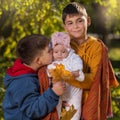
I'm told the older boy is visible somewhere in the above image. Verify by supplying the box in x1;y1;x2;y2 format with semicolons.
62;2;119;120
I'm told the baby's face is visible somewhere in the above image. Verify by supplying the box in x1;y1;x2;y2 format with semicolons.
53;44;69;61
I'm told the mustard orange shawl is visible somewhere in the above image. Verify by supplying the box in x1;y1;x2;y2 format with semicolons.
82;40;119;120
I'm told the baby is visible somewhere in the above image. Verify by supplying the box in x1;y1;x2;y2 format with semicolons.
47;32;84;120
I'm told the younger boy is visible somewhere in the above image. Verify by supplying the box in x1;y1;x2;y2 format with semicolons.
2;34;66;120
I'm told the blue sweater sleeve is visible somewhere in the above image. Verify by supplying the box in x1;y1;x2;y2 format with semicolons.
8;75;59;119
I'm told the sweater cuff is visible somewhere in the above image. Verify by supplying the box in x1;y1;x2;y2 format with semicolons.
47;88;59;100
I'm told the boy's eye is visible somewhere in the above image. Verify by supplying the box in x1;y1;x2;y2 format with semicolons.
66;22;73;26
68;22;72;25
48;49;52;54
77;18;84;23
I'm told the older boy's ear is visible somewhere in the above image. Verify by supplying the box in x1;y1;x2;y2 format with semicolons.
63;24;67;31
87;17;91;27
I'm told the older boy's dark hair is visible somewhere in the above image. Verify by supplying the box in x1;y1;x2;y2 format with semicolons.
62;2;88;24
16;34;50;65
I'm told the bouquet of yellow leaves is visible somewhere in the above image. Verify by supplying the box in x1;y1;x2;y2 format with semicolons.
49;64;91;89
48;64;72;82
49;64;90;88
60;105;77;120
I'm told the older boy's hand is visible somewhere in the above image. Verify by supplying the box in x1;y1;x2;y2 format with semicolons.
52;81;66;96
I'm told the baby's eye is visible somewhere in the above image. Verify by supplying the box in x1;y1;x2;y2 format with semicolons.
62;51;66;53
55;51;58;53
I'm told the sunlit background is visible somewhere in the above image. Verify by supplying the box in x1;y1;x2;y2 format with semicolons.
0;0;120;119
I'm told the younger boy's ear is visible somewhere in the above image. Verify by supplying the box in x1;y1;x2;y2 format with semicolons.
87;16;91;27
35;56;41;65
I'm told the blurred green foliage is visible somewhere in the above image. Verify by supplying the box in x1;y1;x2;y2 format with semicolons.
0;0;120;119
109;48;120;60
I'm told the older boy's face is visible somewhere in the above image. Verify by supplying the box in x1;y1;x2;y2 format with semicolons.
64;14;90;40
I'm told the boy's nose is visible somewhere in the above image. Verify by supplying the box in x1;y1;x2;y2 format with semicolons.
73;22;79;28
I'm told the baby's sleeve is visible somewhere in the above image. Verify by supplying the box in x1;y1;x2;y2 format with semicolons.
71;54;83;70
76;70;85;81
71;54;84;81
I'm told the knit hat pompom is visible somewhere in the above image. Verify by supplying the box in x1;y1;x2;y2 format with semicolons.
51;32;71;49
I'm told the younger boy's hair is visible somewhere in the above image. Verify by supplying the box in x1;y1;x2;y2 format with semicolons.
16;34;50;65
62;2;88;24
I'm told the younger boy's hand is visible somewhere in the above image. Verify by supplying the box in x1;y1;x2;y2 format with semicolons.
52;80;66;96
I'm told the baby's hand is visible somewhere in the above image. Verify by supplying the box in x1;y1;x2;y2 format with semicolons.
71;70;79;77
53;63;58;66
52;80;66;96
62;101;70;108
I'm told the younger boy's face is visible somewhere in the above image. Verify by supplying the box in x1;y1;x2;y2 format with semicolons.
64;14;90;40
39;46;53;66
